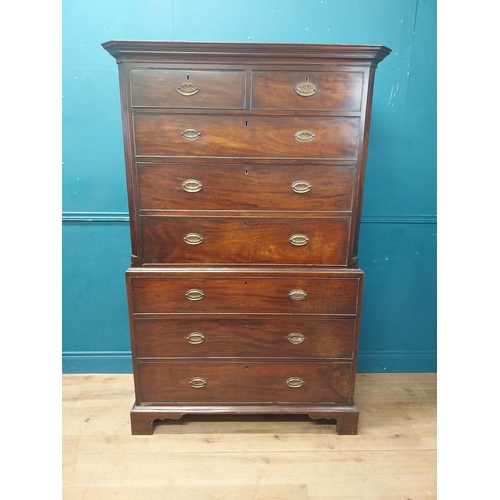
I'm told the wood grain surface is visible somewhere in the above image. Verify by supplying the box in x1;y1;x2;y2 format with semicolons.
63;373;436;499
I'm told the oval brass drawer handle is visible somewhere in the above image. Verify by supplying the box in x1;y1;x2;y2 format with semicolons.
185;289;204;301
291;180;311;194
189;377;207;388
290;234;309;246
288;289;307;301
287;333;305;345
181;128;201;140
286;377;304;388
182;179;203;193
184;233;204;245
295;79;317;97
177;82;200;96
186;332;205;345
294;130;315;142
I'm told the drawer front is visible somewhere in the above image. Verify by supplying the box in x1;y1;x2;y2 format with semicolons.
140;216;350;266
130;69;246;109
129;275;360;315
134;317;356;359
134;114;359;159
137;163;354;212
252;71;364;111
136;361;351;404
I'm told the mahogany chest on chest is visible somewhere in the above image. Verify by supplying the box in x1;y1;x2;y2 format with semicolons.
102;40;390;435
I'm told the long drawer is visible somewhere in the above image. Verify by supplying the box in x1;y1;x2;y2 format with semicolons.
133;316;356;359
136;361;352;404
133;114;359;158
139;216;350;266
127;272;362;315
137;163;355;212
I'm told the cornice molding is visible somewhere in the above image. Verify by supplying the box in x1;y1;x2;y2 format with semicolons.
102;40;391;66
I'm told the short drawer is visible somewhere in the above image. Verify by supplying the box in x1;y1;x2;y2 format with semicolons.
251;70;364;111
139;216;350;266
133;316;356;359
136;361;352;404
130;69;246;109
134;114;359;159
137;163;354;212
128;273;361;315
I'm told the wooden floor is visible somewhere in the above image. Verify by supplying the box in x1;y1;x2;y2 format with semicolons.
63;373;436;499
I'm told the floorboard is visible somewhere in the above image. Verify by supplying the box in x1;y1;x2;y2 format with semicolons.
62;373;436;500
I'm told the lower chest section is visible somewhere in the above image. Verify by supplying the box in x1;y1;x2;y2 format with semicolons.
127;269;363;407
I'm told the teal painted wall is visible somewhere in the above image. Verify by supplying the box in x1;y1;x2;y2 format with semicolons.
62;0;436;373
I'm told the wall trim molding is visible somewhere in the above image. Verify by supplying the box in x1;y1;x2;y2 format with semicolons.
62;351;133;373
62;212;436;225
361;215;437;224
62;212;130;223
62;350;437;374
357;350;437;373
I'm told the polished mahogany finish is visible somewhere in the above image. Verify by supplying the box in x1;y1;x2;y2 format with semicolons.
137;163;355;212
251;70;364;110
127;269;361;315
103;40;390;435
136;361;352;405
133;316;356;359
130;69;247;109
134;114;360;158
139;216;351;266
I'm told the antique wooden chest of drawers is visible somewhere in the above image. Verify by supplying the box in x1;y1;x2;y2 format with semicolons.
103;41;390;435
